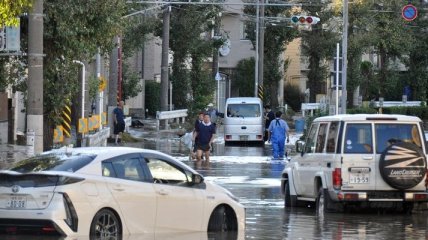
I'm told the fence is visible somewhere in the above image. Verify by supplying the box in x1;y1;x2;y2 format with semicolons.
156;109;188;131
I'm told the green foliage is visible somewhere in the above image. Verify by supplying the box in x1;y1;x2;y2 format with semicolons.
145;81;160;117
234;58;255;97
122;64;143;101
0;56;27;92
301;1;339;103
88;75;99;102
190;52;215;112
122;15;158;56
41;0;129;148
347;106;428;121
346;107;378;114
0;0;31;26
284;83;304;112
302;110;328;139
167;5;220;110
402;1;428;102
244;5;298;107
382;106;428;120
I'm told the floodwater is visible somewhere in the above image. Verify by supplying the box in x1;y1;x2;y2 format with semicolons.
2;128;428;239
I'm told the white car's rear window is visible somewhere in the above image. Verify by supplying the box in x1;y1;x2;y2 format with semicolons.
9;154;96;173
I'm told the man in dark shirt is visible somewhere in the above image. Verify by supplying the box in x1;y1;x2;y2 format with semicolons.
113;101;125;145
193;113;216;161
191;112;204;159
264;105;275;141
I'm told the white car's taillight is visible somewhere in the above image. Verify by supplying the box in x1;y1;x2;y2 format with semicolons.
62;193;79;232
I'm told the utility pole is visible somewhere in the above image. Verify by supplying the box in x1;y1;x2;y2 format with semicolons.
160;6;171;111
254;0;259;97
108;37;119;107
257;0;265;100
341;0;348;114
27;0;44;154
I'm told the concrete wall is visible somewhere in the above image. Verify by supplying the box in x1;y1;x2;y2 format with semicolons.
284;38;307;92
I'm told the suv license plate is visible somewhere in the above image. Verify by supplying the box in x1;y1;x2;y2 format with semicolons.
7;196;27;209
240;135;248;141
349;173;369;184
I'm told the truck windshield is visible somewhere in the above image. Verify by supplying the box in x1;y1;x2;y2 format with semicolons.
226;104;261;118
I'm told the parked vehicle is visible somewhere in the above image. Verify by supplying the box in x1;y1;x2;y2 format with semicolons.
224;97;264;144
0;147;245;237
281;114;428;214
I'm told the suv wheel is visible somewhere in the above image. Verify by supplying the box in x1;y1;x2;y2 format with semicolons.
379;142;427;190
316;188;342;215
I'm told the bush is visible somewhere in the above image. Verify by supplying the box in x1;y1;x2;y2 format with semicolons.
145;81;160;117
284;83;304;112
347;106;428;121
347;107;378;114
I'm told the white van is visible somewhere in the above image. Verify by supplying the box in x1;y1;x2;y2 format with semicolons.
224;97;264;143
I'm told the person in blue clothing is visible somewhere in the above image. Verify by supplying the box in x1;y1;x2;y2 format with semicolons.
267;111;290;159
193;113;216;162
113;101;125;145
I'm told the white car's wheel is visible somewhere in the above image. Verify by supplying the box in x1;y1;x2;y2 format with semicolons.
208;205;238;232
90;209;121;239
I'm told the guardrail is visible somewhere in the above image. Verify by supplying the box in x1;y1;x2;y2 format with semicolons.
301;101;423;117
156;109;188;131
373;101;421;108
301;103;321;117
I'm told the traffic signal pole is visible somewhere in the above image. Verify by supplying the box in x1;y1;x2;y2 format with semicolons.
341;0;348;114
27;0;44;154
257;0;264;100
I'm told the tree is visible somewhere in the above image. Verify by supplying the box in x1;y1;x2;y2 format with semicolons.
122;64;143;102
167;5;220;113
402;1;428;102
0;0;32;26
301;0;339;103
365;0;412;100
234;57;255;97
244;5;298;107
41;0;129;149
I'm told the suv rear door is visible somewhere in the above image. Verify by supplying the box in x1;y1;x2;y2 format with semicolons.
341;123;376;191
374;122;425;191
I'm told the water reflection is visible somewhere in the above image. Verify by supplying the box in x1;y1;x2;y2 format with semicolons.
0;231;244;240
281;208;428;240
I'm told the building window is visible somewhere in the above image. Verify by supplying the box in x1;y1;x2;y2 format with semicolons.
240;21;250;40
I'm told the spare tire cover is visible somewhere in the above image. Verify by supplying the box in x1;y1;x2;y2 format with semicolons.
379;142;427;190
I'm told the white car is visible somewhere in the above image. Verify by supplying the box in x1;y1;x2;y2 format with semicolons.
0;147;245;238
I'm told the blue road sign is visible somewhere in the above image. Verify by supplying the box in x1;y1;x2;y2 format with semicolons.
402;4;417;21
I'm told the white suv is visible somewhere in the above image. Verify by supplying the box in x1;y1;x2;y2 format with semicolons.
281;114;428;213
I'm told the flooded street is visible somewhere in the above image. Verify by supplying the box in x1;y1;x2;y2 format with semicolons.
2;127;428;239
119;131;428;239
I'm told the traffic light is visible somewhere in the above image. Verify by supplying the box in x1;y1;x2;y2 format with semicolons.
290;16;320;25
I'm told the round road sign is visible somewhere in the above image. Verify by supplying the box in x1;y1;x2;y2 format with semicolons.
402;4;417;21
